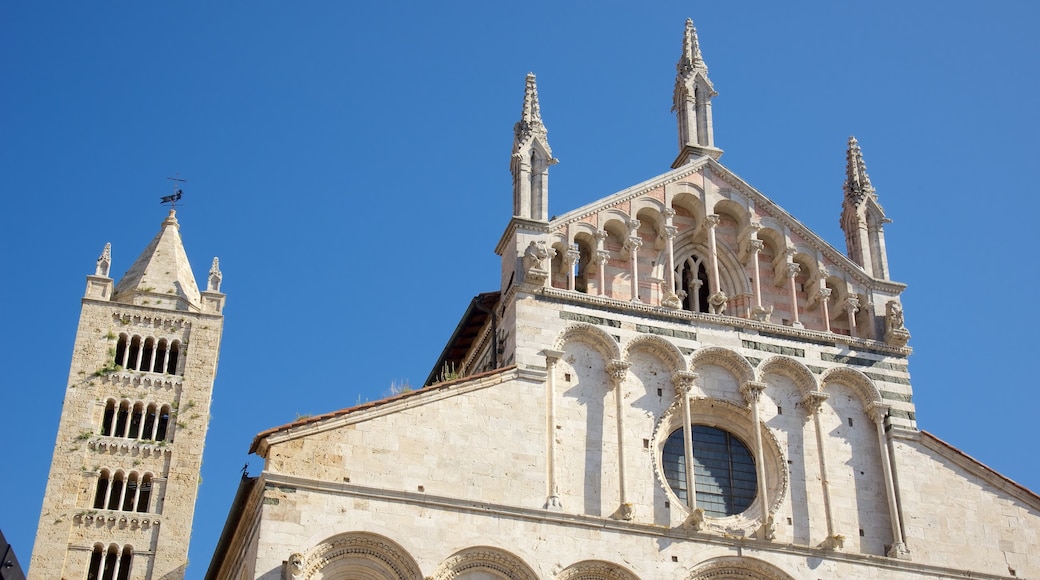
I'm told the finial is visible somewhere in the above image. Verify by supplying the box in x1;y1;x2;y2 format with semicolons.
678;18;705;75
514;72;549;146
207;257;222;292
95;242;112;277
844;136;874;204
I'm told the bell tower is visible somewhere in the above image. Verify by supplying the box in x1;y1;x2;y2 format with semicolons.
30;210;225;580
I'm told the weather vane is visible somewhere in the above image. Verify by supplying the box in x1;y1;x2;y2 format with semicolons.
161;175;186;208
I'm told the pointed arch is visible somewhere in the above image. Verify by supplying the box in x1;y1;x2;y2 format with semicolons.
688;556;796;580
431;546;537;580
756;356;818;396
290;532;422;580
557;559;640;580
553;324;621;361
820;366;883;409
622;334;687;372
690;346;755;385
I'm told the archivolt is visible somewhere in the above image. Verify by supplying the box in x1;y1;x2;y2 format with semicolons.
690;347;755;385
820;366;883;409
290;532;421;580
756;356;818;396
557;559;640;580
622;334;687;372
688;556;795;580
431;546;538;580
553;323;621;361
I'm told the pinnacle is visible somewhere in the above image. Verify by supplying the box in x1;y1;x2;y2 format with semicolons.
678;17;705;75
844;135;875;203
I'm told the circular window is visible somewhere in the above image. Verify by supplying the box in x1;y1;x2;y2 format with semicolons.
662;425;757;517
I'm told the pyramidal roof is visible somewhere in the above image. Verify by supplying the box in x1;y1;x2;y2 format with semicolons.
112;210;201;311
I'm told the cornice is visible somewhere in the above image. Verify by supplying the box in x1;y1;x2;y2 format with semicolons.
495;218;552;256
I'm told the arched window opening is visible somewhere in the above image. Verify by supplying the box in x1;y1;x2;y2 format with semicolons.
87;544;105;580
678;255;711;313
117;546;132;580
122;473;139;511
114;401;130;438
126;336;141;371
114;334;127;369
156;405;171;441
138;474;153;513
101;400;116;436
106;472;125;511
128;403;144;439
93;470;110;509
142;403;157;440
575;239;592;293
663;425;757;517
153;339;168;373
166;341;180;375
140;338;155;374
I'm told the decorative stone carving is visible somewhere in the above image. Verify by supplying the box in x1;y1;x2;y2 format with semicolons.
820;534;846;550
611;502;634;521
283;552;305;580
866;402;891;424
843;295;860;314
784;262;800;279
707;290;728;314
96;242;112;277
607;360;630;383
887;541;912;560
207;257;222;293
682;507;706;531
884;300;911;347
802;391;829;417
521;240;555;286
751;304;773;322
760;514;777;541
740;381;766;405
672;371;698;397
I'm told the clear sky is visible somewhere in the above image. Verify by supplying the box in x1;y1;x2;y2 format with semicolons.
2;2;1038;578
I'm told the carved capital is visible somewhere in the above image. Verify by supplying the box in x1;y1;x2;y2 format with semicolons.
843;295;861;314
802;391;829;416
594;230;608;243
626;219;641;236
542;349;566;365
703;214;721;229
663;207;676;220
593;250;609;265
672;371;698;396
663;225;678;239
784;262;801;278
607;360;630;383
563;247;580;265
740;381;767;405
818;287;832;300
747;239;764;253
866;402;891;424
623;236;643;254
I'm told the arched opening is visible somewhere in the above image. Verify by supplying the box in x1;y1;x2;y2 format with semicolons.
142;403;157;440
166;341;180;375
677;254;711;313
87;544;105;580
122;473;139;511
106;472;125;510
140;338;155;373
93;470;110;509
156;405;171;441
117;546;132;580
138;474;153;513
114;334;128;368
128;402;144;439
127;336;141;371
153;339;168;373
573;233;595;294
114;401;130;438
101;399;116;436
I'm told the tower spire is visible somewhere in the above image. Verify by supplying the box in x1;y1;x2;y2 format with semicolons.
511;73;557;222
672;18;722;167
840;136;891;279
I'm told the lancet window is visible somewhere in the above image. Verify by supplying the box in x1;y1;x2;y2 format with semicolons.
113;333;182;375
677;255;711;313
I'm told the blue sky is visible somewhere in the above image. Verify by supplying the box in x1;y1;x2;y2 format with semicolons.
2;2;1038;577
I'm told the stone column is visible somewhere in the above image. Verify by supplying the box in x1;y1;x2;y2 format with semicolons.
803;391;842;550
819;288;833;333
704;215;728;314
844;296;860;339
624;220;642;302
748;239;770;321
564;246;579;292
672;371;705;530
867;402;911;559
608;360;633;520
543;349;566;510
741;380;774;540
662;209;681;309
595;231;608;297
786;262;803;328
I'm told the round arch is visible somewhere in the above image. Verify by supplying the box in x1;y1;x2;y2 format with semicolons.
287;532;422;580
756;356;818;397
431;546;538;580
553;324;621;361
688;556;796;580
820;366;883;410
690;347;755;386
557;559;640;580
622;334;688;373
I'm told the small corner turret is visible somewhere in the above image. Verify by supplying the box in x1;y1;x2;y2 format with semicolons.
511;73;557;222
840;137;891;280
672;18;723;167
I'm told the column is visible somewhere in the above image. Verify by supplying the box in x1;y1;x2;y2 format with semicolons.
161;343;170;374
120;339;130;369
564;246;579;292
818;288;833;333
844;296;860;338
662;208;681;309
704;215;727;314
543;350;566;510
595;231;608;297
803;391;841;549
102;474;114;510
116;475;128;511
672;371;705;530
748;239;769;321
786;262;803;328
867;402;911;559
624;219;642;302
130;477;141;512
741;380;774;540
608;360;633;520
